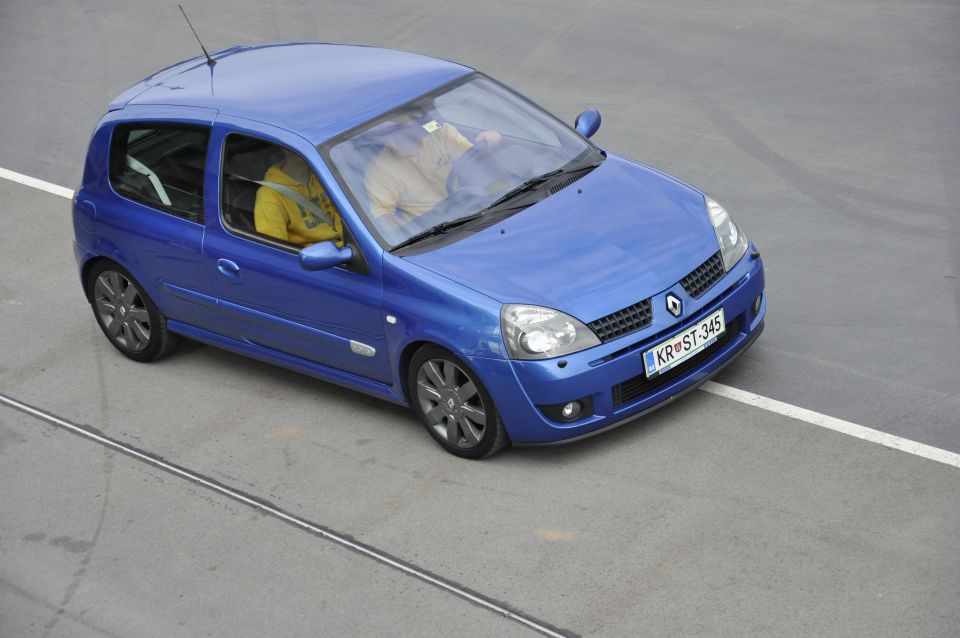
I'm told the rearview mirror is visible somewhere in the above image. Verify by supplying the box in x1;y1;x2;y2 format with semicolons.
574;108;602;138
299;241;353;271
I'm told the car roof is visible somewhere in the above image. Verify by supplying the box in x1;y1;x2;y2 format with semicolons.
113;42;473;145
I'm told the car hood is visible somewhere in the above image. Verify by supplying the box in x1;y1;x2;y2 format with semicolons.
404;154;720;322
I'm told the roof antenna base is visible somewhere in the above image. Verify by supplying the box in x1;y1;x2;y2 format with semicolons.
179;4;216;67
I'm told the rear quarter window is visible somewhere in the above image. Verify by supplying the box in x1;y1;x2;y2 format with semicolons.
109;123;210;222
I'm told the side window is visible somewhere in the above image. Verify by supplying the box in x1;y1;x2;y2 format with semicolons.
109;124;209;222
220;134;342;249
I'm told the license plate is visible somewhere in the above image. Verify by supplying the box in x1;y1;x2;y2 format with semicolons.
643;308;725;378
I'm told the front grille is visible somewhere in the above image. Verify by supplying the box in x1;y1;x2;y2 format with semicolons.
589;299;653;343
611;316;740;406
681;251;724;298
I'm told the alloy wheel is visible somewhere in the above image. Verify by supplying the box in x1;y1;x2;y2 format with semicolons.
415;358;488;449
93;270;151;353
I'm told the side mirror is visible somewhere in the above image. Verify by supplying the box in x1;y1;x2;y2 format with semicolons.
299;241;353;271
574;108;602;139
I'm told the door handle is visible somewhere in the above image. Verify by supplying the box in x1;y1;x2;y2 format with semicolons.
217;258;241;278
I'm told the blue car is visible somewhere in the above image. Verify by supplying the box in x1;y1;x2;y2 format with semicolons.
73;43;765;458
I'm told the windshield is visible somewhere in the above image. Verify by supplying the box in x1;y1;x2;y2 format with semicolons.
325;75;596;249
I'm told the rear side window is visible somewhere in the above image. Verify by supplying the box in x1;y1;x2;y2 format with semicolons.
109;124;210;222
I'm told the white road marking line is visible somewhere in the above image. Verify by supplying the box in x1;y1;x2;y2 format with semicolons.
0;393;574;638
0;167;74;199
701;381;960;469
2;166;957;470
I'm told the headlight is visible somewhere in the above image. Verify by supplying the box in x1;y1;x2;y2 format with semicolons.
706;196;749;271
501;304;600;360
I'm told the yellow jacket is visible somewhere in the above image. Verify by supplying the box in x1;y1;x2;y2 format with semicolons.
254;165;342;246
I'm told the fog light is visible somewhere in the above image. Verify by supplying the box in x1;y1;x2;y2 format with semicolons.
753;292;763;315
538;396;593;422
561;401;582;420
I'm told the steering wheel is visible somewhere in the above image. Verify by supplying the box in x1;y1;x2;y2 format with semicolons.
445;142;499;194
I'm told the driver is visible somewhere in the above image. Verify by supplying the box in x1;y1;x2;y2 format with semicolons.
363;108;501;230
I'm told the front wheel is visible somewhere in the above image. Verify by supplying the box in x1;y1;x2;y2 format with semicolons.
408;346;510;459
87;261;176;362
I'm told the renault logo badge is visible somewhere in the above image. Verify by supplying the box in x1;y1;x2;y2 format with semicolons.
666;293;683;318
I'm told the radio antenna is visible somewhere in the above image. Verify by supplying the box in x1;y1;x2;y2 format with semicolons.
179;4;216;67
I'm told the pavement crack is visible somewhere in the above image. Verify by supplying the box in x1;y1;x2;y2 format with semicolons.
42;448;113;637
0;577;126;638
1;392;579;638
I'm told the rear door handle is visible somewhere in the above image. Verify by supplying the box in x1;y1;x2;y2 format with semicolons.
217;258;241;278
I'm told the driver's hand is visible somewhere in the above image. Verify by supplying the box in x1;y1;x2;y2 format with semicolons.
475;130;502;146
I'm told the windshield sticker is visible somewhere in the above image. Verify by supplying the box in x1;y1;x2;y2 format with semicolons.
421;120;441;133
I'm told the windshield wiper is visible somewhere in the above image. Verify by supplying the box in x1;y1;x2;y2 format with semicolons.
390;156;604;252
485;168;565;210
485;159;604;211
390;213;485;251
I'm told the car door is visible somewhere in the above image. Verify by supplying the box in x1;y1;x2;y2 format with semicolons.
89;106;220;330
202;117;391;384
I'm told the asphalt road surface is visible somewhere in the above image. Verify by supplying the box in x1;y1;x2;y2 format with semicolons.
1;1;958;636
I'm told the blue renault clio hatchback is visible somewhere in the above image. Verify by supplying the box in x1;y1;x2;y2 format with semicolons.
73;43;765;458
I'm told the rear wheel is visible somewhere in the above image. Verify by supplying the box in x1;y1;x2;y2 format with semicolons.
409;345;509;459
87;261;176;362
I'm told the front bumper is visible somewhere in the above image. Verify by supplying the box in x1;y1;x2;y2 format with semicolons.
467;249;766;444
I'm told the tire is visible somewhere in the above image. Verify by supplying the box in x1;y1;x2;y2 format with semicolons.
408;345;510;459
87;261;177;362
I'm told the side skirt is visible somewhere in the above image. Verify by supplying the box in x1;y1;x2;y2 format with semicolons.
166;320;408;407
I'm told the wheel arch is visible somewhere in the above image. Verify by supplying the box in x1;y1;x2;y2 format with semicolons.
80;255;115;302
397;338;505;410
397;339;435;404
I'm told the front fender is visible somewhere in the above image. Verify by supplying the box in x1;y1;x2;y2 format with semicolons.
382;254;505;400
